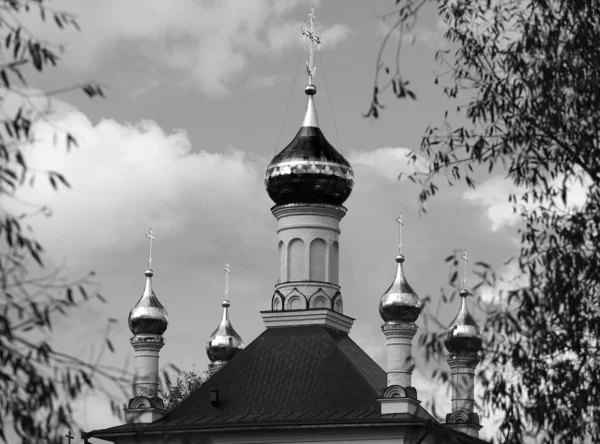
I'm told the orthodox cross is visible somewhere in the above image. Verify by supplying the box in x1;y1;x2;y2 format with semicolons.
395;213;404;254
223;264;232;301
461;250;468;289
145;228;156;269
301;6;321;84
65;431;74;444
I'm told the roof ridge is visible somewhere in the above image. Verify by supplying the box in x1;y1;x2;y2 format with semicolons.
323;329;385;398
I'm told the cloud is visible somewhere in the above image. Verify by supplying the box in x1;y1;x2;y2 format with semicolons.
7;106;270;267
376;16;449;50
27;0;352;96
349;147;427;182
463;174;590;232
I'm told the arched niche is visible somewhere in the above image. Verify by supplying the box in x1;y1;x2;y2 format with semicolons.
311;296;328;309
332;293;343;314
287;238;305;281
309;238;327;282
330;241;339;284
278;240;285;283
272;293;283;311
286;294;307;310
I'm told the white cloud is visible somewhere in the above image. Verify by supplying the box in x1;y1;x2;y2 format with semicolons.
463;174;591;232
27;0;352;96
376;16;449;50
349;147;427;182
6;106;269;267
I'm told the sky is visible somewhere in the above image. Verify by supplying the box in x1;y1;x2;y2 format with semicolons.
5;0;576;440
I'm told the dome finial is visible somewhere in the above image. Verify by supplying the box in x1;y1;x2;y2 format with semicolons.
128;229;169;336
206;263;244;367
444;251;482;353
379;213;421;323
302;6;321;87
461;250;468;290
145;228;156;270
395;213;404;254
223;263;232;302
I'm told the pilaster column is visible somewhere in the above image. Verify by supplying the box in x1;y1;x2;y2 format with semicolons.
382;322;418;388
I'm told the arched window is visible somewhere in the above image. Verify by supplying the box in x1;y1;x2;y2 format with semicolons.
287;238;305;281
309;238;327;281
278;241;285;283
330;242;339;284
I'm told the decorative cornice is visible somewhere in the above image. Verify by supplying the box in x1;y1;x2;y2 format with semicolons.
381;322;418;333
382;385;418;400
446;410;480;425
446;351;480;366
271;202;347;220
261;308;354;333
130;334;165;346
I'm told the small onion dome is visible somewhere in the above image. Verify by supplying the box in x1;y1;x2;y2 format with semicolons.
206;300;244;364
379;254;422;323
128;269;169;335
265;85;354;206
504;413;523;444
444;289;482;354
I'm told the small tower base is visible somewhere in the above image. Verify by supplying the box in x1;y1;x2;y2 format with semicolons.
124;396;167;423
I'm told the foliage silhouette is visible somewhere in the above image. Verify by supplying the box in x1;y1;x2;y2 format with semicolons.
369;0;600;442
0;1;129;443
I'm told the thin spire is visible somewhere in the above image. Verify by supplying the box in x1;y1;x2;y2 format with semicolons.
223;264;232;302
302;6;321;86
461;250;468;289
145;228;156;270
395;213;404;254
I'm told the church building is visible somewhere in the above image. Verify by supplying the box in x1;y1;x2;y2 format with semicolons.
87;8;505;444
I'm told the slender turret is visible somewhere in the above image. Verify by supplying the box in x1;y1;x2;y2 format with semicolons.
263;7;354;327
125;229;168;423
444;251;483;437
206;264;244;375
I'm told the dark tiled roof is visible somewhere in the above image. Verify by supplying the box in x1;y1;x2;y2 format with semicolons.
90;325;489;444
162;325;387;425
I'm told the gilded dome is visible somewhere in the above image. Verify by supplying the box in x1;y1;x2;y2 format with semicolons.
265;86;354;207
128;269;169;335
379;255;422;323
444;289;482;354
206;300;244;363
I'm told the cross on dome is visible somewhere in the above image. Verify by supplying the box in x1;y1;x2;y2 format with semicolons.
461;250;469;289
301;6;321;85
395;213;404;254
223;264;232;301
145;228;156;270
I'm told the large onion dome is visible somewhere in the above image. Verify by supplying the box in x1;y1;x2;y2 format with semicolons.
444;289;482;354
128;269;169;335
379;254;422;323
265;85;354;206
206;300;244;364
